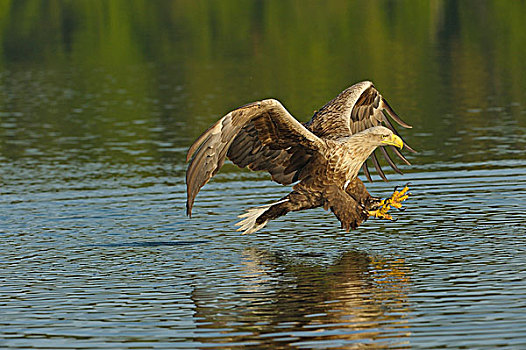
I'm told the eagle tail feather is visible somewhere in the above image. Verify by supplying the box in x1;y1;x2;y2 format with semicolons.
235;199;289;235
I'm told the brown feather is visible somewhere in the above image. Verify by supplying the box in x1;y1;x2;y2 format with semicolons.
380;147;403;175
362;162;373;182
186;99;324;216
371;151;388;182
186;81;415;233
306;82;413;181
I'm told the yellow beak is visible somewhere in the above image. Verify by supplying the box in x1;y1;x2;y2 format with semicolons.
381;134;404;149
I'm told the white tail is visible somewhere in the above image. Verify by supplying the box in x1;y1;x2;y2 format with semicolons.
235;199;288;235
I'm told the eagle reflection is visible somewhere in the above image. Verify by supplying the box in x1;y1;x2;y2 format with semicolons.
191;248;411;348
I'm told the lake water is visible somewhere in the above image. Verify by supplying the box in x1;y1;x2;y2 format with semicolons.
1;1;526;349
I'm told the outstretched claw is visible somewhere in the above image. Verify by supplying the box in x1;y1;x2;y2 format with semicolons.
388;184;410;210
368;184;410;221
369;203;394;220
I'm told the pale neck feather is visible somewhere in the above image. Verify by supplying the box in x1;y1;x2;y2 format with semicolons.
341;133;382;179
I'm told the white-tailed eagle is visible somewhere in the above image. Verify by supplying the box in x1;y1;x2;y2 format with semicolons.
186;81;414;234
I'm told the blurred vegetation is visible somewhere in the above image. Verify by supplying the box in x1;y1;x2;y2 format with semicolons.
0;0;525;166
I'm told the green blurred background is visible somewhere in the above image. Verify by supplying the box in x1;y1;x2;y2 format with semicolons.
0;0;525;169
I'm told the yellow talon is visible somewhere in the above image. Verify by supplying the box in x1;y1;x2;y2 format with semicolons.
369;184;410;221
368;208;393;220
389;185;410;208
368;200;393;220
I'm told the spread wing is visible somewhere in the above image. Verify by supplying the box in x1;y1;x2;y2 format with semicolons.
186;99;324;217
306;81;415;181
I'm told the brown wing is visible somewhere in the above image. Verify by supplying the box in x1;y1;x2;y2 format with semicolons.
306;81;415;181
186;99;324;217
227;122;313;185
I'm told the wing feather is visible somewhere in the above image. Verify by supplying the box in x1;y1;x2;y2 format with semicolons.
186;99;324;216
362;163;373;182
370;152;388;182
380;146;403;175
306;81;414;181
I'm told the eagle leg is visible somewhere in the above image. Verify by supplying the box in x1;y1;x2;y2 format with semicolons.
368;184;410;220
235;189;323;234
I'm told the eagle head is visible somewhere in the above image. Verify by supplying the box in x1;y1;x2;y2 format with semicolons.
363;126;404;149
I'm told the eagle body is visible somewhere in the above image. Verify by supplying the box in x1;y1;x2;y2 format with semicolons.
186;81;414;234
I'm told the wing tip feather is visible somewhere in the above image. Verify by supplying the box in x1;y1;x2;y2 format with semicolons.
381;98;412;129
371;151;389;182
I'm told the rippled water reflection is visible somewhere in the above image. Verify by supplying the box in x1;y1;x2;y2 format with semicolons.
2;1;526;349
2;157;526;348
